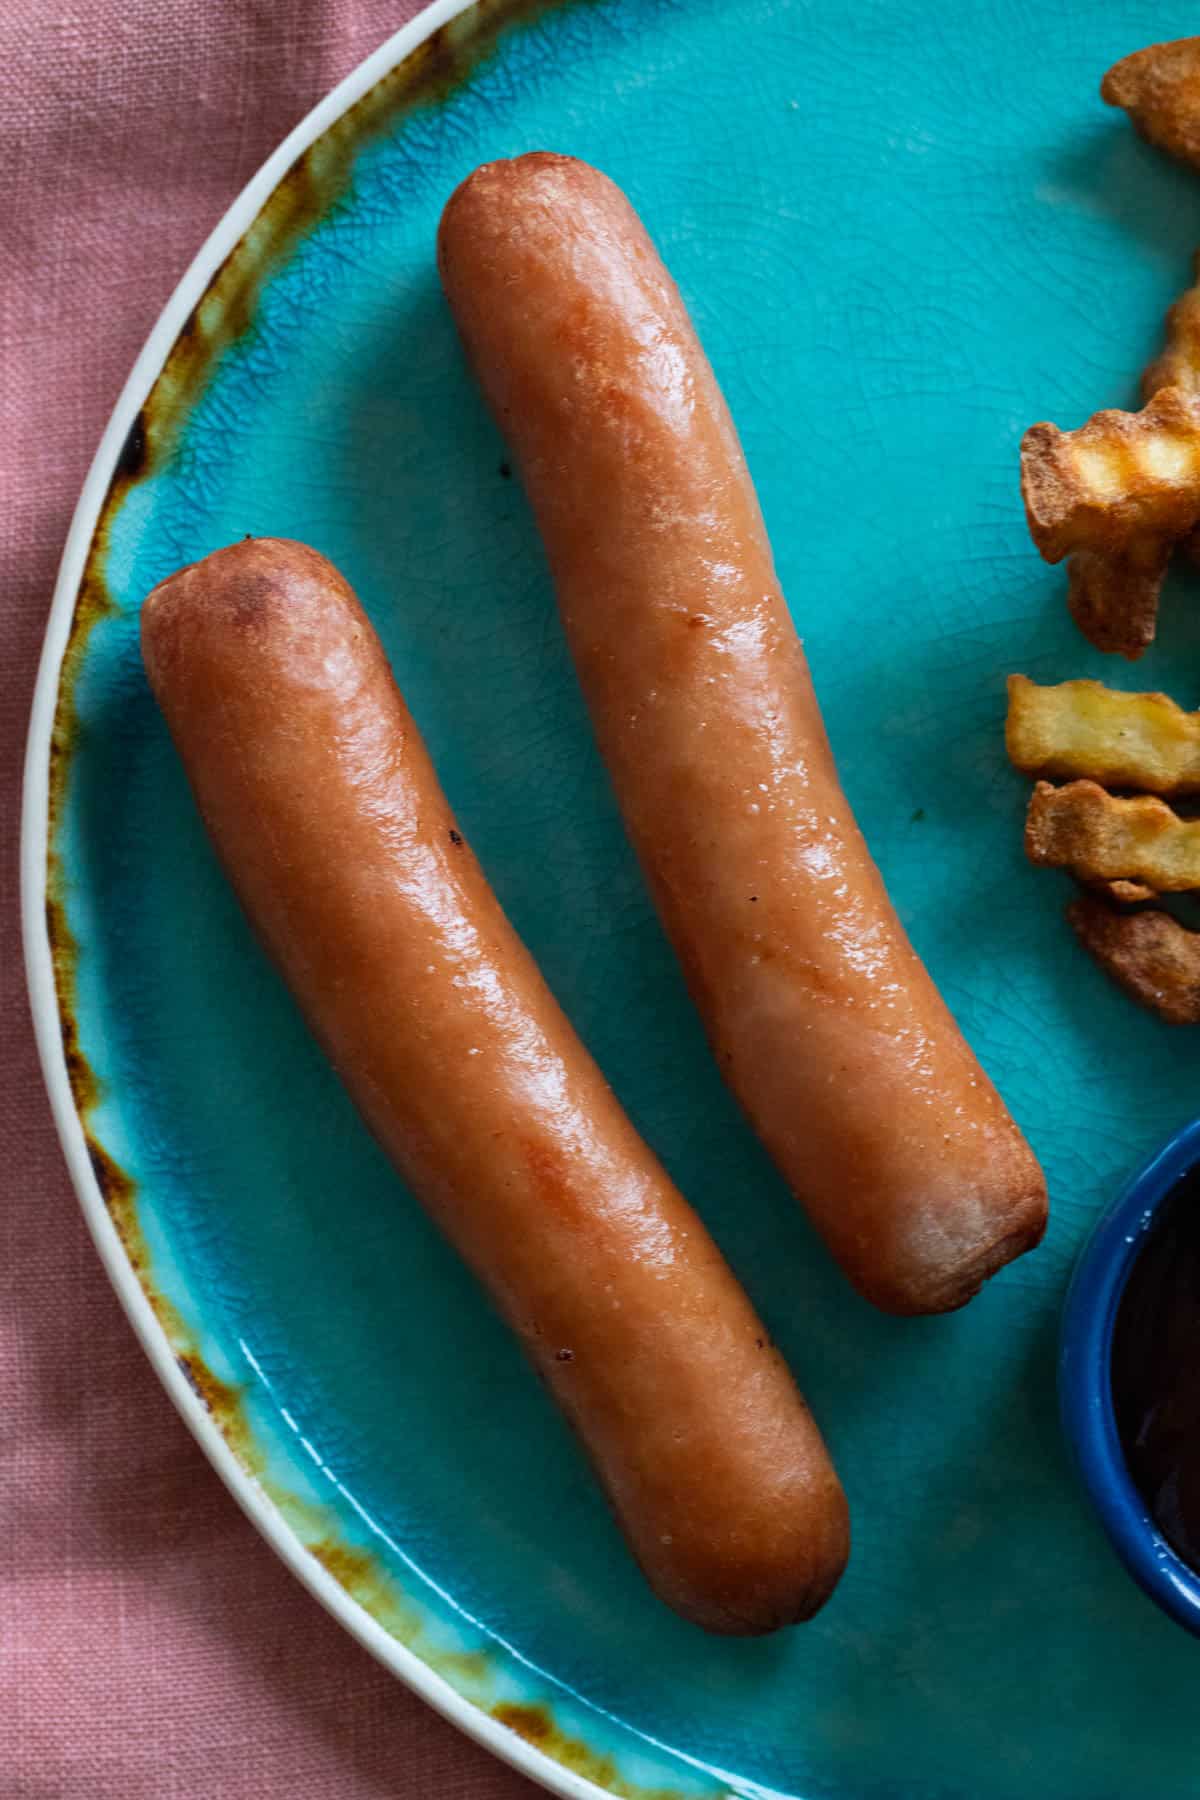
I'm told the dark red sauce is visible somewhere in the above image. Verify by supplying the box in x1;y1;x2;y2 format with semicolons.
1111;1167;1200;1570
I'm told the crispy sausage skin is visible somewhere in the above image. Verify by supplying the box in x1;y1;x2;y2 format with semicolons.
438;154;1047;1315
141;538;849;1633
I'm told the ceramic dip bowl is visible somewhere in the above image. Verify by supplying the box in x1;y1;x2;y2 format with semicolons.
1060;1115;1200;1637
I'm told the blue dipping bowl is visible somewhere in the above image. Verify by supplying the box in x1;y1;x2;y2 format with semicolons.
1060;1116;1200;1637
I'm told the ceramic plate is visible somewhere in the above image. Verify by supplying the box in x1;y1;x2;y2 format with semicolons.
23;1;1200;1795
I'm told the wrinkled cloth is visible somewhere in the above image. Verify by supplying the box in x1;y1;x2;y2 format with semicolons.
2;5;539;1794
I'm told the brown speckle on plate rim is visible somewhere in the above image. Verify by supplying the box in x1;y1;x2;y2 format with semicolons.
36;4;694;1795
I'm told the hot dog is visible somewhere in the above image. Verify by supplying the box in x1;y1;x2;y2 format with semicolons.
141;538;849;1633
438;154;1047;1315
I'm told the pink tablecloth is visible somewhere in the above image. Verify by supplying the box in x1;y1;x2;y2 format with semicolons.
2;6;541;1794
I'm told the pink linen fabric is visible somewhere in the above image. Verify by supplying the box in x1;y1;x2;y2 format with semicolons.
2;6;542;1795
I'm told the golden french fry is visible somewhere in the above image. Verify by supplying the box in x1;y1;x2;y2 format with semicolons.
1006;674;1200;795
1025;266;1200;652
1020;387;1200;564
1026;779;1200;891
1065;539;1168;658
1068;893;1200;1023
1143;251;1200;569
1102;39;1200;171
1056;255;1200;652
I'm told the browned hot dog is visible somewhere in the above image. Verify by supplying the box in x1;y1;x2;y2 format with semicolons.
438;154;1047;1315
141;538;849;1633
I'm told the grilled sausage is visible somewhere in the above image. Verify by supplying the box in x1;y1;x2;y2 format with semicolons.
141;537;849;1632
438;153;1047;1314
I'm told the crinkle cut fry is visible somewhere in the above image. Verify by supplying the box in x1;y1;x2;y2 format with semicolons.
1144;249;1200;568
1055;256;1200;650
1068;893;1200;1024
1006;674;1200;796
1025;779;1200;892
1039;84;1200;648
1020;385;1200;565
1102;38;1200;171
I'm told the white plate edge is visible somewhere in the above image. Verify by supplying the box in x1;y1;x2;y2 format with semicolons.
17;6;673;1798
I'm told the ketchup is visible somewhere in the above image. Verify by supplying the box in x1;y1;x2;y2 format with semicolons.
1111;1167;1200;1570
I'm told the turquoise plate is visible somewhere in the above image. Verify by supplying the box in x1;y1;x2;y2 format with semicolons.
23;1;1200;1794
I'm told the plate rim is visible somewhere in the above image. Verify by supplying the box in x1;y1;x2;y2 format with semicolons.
18;6;649;1798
